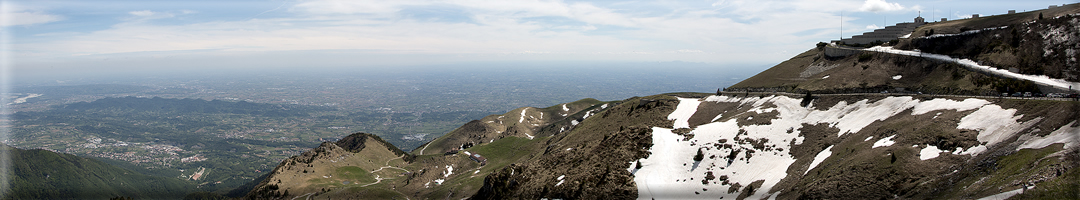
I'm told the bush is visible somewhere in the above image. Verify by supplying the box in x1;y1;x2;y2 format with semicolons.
858;53;873;62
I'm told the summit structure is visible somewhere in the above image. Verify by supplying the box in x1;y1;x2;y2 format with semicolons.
834;16;926;45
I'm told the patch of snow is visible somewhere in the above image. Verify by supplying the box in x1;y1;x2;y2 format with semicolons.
872;135;896;148
865;136;873;141
747;116;753;120
892;75;902;80
563;104;569;111
519;108;528;123
912;98;990;115
474;170;480;174
601;104;609;109
822;75;830;79
463;151;472;156
556;175;566;186
815;97;921;136
956;105;1035;155
669;98;703;129
977;186;1033;200
920;146;943;160
866;46;1080;91
899;33;912;38
1018;121;1080;150
955;144;981;156
524;133;534;140
445;165;453;177
571;120;579;126
583;110;597;119
433;179;445;185
565;148;572;151
805;146;833;175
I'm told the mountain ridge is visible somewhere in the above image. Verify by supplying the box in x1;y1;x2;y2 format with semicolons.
237;4;1080;199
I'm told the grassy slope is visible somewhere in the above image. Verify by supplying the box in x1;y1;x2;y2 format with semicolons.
729;46;1012;95
4;145;195;199
411;98;604;156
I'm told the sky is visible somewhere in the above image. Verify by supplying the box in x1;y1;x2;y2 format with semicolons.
1;0;1076;77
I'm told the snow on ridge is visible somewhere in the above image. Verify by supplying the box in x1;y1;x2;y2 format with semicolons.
872;135;897;148
866;46;1080;91
892;75;902;80
805;146;833;175
1018;121;1080;150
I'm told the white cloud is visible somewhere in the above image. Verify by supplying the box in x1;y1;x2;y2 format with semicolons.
129;10;156;17
858;0;905;12
1;10;63;27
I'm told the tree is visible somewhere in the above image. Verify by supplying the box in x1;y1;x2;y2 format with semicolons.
801;91;814;107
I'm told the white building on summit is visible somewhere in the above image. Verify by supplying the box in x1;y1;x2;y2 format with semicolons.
834;16;926;45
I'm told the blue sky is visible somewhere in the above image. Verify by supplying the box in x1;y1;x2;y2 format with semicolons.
1;0;1075;75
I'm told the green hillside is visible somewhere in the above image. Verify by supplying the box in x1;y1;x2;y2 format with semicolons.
3;145;196;199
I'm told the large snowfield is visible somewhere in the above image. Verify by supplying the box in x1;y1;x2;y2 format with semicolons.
631;95;1076;199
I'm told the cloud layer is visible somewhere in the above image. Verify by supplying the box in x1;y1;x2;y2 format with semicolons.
8;0;940;67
